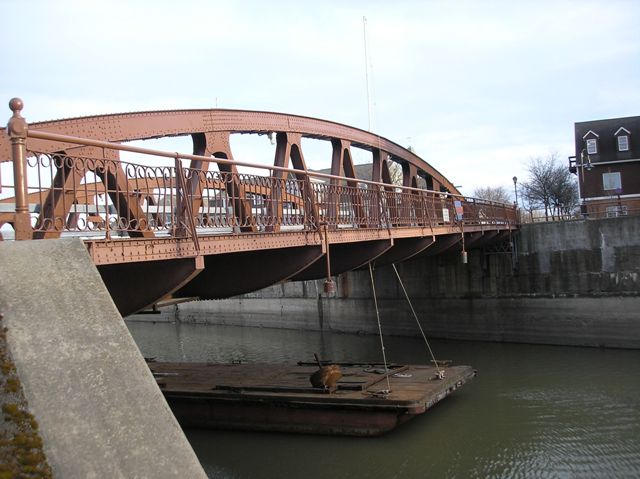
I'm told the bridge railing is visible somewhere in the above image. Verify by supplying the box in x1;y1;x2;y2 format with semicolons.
2;105;518;241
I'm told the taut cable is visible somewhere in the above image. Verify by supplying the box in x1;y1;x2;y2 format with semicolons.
392;263;444;379
368;263;392;392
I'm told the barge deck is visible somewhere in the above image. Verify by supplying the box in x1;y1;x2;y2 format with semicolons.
149;361;476;436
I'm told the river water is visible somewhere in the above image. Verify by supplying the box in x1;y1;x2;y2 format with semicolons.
126;321;640;479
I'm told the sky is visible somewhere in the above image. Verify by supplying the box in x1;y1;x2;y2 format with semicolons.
2;0;639;197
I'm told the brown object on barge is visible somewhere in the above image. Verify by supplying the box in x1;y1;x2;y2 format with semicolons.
149;361;476;436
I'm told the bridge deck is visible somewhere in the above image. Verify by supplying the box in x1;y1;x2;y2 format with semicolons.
85;224;498;264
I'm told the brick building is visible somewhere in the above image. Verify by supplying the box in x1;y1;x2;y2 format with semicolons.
571;115;640;217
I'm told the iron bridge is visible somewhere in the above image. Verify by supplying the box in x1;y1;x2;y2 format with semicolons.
1;98;518;316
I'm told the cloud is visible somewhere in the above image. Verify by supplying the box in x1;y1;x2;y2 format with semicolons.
1;0;639;193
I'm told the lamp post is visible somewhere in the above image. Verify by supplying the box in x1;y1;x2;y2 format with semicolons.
512;176;518;207
578;148;593;218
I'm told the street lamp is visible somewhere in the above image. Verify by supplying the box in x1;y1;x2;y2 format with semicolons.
578;148;593;218
580;148;593;171
512;176;518;206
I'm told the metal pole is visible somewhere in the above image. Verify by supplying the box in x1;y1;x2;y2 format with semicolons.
7;97;31;240
363;16;373;132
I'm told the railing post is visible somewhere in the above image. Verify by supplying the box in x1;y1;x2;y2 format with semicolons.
173;156;200;251
7;97;31;240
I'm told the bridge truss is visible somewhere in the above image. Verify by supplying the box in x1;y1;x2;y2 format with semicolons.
1;98;517;315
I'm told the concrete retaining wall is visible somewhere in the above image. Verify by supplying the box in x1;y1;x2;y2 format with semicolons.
0;239;206;478
131;216;640;349
176;296;639;349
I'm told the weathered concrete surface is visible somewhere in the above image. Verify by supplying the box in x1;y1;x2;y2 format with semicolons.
151;217;640;349
0;239;206;478
516;217;640;295
165;296;640;349
0;317;53;476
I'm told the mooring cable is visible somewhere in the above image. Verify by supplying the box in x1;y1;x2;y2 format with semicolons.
368;262;392;393
391;263;444;378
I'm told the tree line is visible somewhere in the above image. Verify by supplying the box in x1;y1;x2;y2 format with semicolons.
473;152;578;220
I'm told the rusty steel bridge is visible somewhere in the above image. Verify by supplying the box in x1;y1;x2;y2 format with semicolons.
1;98;518;316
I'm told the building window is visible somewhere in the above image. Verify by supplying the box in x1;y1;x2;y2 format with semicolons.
602;172;622;191
586;138;598;155
617;135;629;152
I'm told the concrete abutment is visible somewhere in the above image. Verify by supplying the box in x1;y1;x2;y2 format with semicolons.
0;239;207;478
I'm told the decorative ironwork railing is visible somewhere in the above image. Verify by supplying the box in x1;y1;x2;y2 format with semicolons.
1;148;517;239
1;100;517;242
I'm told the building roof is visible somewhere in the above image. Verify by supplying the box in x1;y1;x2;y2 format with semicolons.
574;115;640;158
575;115;640;138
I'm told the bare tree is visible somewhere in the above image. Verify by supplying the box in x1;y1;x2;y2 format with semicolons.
520;153;578;220
472;185;512;204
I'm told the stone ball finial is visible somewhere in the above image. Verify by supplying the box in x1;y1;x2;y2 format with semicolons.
9;97;24;115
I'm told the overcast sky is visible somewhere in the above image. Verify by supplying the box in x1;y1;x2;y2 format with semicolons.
2;0;639;196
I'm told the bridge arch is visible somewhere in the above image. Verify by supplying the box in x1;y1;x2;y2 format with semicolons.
0;108;459;195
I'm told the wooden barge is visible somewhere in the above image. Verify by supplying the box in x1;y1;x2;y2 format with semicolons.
149;361;476;436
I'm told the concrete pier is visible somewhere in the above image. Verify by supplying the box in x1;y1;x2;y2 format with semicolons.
0;239;206;478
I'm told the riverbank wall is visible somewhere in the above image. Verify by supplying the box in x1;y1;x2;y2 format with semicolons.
135;216;640;349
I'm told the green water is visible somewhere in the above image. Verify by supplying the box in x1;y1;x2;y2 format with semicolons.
127;321;640;479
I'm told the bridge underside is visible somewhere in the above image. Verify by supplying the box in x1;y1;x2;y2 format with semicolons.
98;257;204;316
175;245;324;300
91;226;513;316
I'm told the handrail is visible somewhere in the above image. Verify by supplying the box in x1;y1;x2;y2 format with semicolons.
2;100;517;241
2;149;516;238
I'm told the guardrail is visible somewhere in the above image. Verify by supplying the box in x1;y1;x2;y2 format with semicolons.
520;206;640;223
